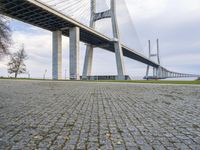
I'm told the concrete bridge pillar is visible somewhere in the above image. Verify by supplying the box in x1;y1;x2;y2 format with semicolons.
111;0;126;80
152;67;154;77
69;27;80;80
157;67;161;78
155;68;157;78
163;69;165;78
113;41;126;80
164;71;166;78
166;72;168;78
161;68;164;78
52;30;62;80
157;68;159;78
163;70;166;78
82;0;96;79
159;69;162;78
82;45;93;79
153;68;156;77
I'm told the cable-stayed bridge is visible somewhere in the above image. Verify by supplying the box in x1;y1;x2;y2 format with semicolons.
0;0;199;80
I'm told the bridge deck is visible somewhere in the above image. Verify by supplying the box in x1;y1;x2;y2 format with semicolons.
0;0;159;68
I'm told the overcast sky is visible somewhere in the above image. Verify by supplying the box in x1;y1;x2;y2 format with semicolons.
0;0;200;79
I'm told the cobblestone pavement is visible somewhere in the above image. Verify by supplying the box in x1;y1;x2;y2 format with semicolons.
0;80;200;150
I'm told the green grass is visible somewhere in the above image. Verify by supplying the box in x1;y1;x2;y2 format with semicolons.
0;77;51;81
0;77;71;82
86;79;200;85
0;77;200;84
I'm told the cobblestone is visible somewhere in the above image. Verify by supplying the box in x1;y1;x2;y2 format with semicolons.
0;80;200;150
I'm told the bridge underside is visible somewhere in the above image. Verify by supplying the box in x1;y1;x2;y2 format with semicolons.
144;67;199;80
0;0;158;67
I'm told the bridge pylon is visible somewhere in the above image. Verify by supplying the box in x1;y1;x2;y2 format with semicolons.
82;0;96;80
82;0;126;80
145;39;161;79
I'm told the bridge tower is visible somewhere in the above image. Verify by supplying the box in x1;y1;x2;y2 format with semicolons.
146;39;161;79
82;0;126;80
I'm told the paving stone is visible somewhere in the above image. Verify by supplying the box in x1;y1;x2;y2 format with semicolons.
0;80;200;149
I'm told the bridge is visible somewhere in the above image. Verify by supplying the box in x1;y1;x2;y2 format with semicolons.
0;0;199;80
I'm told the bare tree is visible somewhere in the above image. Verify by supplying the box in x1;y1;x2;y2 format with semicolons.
8;45;28;78
0;15;11;58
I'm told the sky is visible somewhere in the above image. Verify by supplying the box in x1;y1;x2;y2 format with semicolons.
0;0;200;79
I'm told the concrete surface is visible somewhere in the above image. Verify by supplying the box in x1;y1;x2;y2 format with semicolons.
52;30;62;80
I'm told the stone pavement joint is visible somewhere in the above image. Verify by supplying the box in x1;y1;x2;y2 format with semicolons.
0;80;200;150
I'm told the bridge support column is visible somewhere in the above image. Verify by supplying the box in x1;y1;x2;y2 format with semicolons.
161;68;164;78
146;39;160;80
160;69;163;78
159;69;162;78
52;30;62;80
156;68;160;79
111;0;125;80
146;66;150;79
82;0;96;79
161;69;163;78
164;70;166;78
162;70;165;78
157;67;161;78
167;72;169;78
164;70;167;78
153;68;156;77
69;27;80;80
163;70;166;78
114;41;126;80
156;68;159;78
82;45;93;79
145;40;151;79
